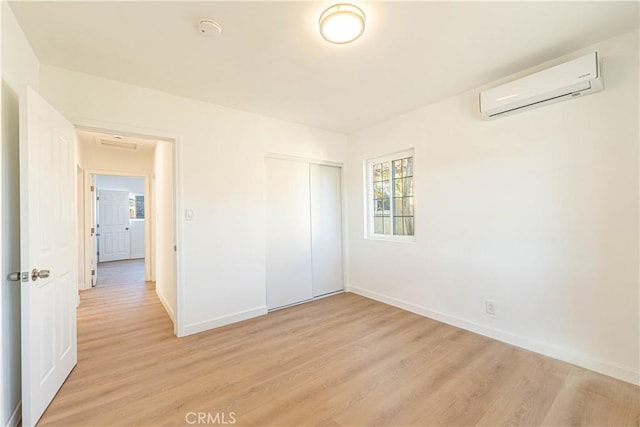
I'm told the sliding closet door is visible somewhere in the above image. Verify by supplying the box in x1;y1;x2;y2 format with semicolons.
310;164;343;297
265;158;313;310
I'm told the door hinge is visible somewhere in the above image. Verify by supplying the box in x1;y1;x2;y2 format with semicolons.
97;196;100;201
90;227;95;236
90;185;95;191
174;245;177;252
91;269;95;276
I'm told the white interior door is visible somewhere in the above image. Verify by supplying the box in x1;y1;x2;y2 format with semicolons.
310;164;343;296
98;189;131;262
265;158;313;310
20;86;77;427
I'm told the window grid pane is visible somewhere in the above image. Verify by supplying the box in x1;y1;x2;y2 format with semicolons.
372;156;414;237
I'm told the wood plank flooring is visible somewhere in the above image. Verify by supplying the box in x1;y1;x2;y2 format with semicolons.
39;262;639;426
96;259;145;287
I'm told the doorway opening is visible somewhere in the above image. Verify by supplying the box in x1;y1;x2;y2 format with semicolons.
75;128;179;334
94;175;147;287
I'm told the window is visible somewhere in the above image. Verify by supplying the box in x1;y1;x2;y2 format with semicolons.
367;150;414;239
129;194;145;219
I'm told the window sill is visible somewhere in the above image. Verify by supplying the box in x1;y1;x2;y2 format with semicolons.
366;234;415;243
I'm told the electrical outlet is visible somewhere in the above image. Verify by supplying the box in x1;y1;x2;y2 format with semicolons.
485;300;496;315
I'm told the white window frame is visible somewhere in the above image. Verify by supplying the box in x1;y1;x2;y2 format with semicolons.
365;149;415;242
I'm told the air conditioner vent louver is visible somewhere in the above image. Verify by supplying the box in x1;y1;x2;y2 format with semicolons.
95;138;139;151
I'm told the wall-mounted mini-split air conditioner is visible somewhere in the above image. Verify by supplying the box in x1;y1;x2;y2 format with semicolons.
479;52;603;119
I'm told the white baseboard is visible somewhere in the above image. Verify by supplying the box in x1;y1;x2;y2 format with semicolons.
184;306;268;336
155;287;175;323
7;401;21;427
130;254;144;260
346;284;640;385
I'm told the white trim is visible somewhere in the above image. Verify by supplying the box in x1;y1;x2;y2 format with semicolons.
173;136;185;337
156;286;175;322
72;118;185;337
81;171;94;291
7;401;21;427
183;307;268;336
264;152;343;168
346;284;640;385
367;234;416;243
364;148;414;164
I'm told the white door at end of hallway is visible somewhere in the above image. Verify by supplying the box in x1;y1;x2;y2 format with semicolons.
98;189;131;262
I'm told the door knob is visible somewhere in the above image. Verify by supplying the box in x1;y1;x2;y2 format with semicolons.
31;269;50;281
125;227;129;230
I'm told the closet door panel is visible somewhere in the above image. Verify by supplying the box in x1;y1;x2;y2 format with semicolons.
265;158;313;309
310;164;343;297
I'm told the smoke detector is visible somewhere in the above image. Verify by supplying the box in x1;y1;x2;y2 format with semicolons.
198;19;222;37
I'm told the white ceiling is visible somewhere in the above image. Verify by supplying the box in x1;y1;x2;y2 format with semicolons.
10;1;639;133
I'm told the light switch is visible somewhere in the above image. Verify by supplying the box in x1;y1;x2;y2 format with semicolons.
185;209;194;221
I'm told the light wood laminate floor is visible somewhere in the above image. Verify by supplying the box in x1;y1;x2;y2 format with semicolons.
97;258;145;287
39;261;639;426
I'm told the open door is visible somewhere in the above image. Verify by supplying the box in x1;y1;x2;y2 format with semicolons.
19;86;77;426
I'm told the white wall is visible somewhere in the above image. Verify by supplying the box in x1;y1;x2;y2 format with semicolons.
154;141;176;321
80;139;154;175
129;221;145;259
1;2;40;425
95;175;145;194
40;65;348;336
346;30;639;384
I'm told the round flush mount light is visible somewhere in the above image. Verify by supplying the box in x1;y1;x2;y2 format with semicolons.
198;19;222;37
319;3;366;44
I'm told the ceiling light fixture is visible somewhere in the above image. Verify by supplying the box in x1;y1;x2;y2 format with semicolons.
198;19;222;37
319;3;366;44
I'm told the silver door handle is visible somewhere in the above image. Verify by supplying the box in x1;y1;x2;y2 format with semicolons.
31;269;50;281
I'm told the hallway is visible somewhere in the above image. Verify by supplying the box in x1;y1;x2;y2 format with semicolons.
39;259;175;425
96;259;145;287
